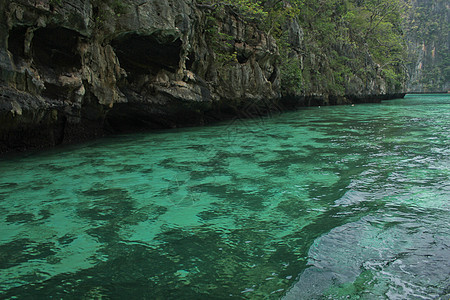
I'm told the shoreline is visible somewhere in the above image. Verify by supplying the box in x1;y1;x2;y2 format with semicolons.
0;93;406;157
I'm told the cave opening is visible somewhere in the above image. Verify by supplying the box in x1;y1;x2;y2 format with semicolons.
268;68;277;83
32;27;82;72
111;33;182;81
42;82;71;100
186;52;195;70
236;53;249;64
7;26;28;65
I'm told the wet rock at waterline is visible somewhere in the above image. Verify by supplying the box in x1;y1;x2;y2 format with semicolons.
0;0;404;154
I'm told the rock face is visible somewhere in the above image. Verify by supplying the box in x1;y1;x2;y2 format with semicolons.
281;15;405;107
404;0;449;92
0;0;403;154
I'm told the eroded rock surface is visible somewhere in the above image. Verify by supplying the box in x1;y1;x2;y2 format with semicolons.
0;0;282;153
0;0;403;154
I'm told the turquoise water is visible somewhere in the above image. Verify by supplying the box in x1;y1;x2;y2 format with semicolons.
0;94;449;299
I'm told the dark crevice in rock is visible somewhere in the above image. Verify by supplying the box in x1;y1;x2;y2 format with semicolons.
106;103;170;131
42;82;70;100
236;53;248;64
269;68;277;83
80;92;108;123
0;111;67;154
111;33;182;82
106;100;207;132
32;27;82;73
186;52;195;70
8;26;27;65
92;6;100;20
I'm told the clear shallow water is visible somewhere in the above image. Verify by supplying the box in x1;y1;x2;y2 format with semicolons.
0;94;449;299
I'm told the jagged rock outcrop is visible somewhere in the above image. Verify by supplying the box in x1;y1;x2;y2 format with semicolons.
0;0;281;153
0;0;403;154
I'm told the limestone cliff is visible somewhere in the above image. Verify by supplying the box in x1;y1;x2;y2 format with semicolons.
403;0;449;92
0;0;404;154
281;16;405;107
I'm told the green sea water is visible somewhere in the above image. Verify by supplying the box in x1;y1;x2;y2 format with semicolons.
0;94;449;299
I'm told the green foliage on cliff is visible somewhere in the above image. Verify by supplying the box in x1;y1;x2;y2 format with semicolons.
204;12;238;66
290;0;405;95
198;0;267;19
280;56;303;93
111;0;127;16
200;0;407;95
404;0;449;92
49;0;62;7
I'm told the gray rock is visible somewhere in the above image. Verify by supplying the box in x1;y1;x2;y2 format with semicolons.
0;0;404;154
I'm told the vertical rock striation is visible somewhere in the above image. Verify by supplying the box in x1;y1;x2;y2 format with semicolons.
404;0;449;92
